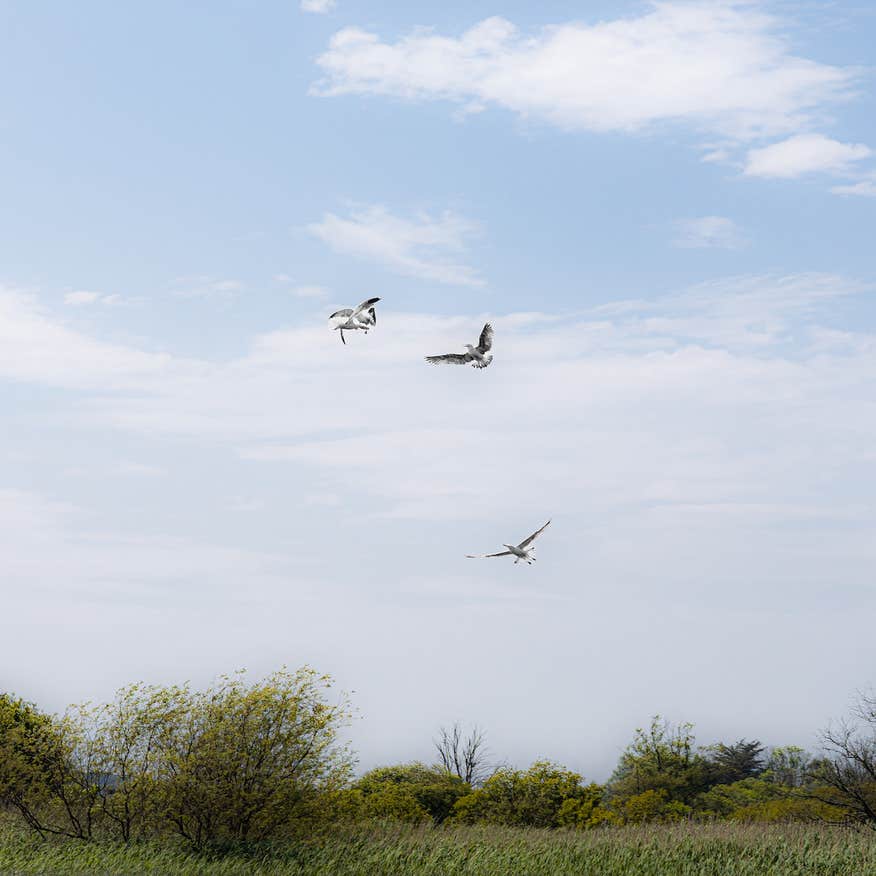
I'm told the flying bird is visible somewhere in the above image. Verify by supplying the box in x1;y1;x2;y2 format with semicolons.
425;323;493;369
329;297;380;345
466;519;551;565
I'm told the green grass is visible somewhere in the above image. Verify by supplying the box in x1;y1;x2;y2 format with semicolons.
1;820;874;875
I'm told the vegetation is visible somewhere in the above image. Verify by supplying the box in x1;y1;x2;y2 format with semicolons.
0;669;352;848
2;669;875;873
1;819;874;875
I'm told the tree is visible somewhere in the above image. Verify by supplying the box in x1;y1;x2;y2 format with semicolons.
617;788;691;824
0;693;65;839
4;668;354;847
763;746;811;788
556;783;613;829
157;667;353;847
434;723;491;786
808;691;876;827
705;739;765;785
452;761;601;829
353;763;469;824
87;683;189;843
608;716;710;807
0;693;101;840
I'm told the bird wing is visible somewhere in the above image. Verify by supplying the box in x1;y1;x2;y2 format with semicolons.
329;308;354;329
353;297;380;317
518;519;551;549
425;353;471;365
477;323;494;353
466;551;513;558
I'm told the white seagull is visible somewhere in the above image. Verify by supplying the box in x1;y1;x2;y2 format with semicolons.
329;297;380;345
466;520;551;565
425;323;493;369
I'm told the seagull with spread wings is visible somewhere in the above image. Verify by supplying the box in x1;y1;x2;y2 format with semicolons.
329;297;380;345
425;323;493;369
466;520;551;565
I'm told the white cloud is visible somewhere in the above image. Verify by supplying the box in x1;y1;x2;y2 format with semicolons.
64;290;101;306
301;0;335;13
674;216;746;250
0;488;295;592
744;134;872;179
63;290;127;306
273;276;330;298
0;286;178;389
312;3;857;142
291;285;330;299
831;175;876;197
172;277;244;298
307;204;484;287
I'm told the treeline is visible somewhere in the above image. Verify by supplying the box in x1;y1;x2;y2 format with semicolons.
1;667;874;850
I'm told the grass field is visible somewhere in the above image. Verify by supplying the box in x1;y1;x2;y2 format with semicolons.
1;820;875;875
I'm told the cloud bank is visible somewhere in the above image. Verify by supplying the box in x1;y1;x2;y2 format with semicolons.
313;3;857;141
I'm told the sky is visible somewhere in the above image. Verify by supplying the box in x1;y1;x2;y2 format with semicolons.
1;0;875;781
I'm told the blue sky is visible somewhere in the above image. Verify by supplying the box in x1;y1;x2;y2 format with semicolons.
1;0;875;778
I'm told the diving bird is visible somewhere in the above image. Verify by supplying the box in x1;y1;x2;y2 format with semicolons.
329;297;380;345
425;323;493;369
466;519;551;565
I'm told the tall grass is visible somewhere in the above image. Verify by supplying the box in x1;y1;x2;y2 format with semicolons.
1;819;874;875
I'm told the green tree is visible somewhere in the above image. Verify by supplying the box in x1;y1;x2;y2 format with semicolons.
0;693;101;840
697;776;843;822
705;739;765;785
0;693;63;838
556;783;613;829
157;667;353;847
452;761;600;829
763;746;811;788
354;763;470;824
618;788;691;823
608;716;710;808
85;682;190;842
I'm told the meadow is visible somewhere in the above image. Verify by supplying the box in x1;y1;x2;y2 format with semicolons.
1;820;874;876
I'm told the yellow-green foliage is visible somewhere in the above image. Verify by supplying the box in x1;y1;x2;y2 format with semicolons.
696;777;846;823
617;788;692;824
352;764;469;824
451;761;601;829
1;668;354;847
607;716;710;809
556;788;617;829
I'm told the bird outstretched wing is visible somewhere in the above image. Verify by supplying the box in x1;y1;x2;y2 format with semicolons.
425;353;471;365
353;297;380;317
518;519;551;549
477;323;494;354
329;308;354;321
466;551;513;558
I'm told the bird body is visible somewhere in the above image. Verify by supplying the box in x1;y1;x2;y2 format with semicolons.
466;519;551;565
329;297;380;344
426;323;493;369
